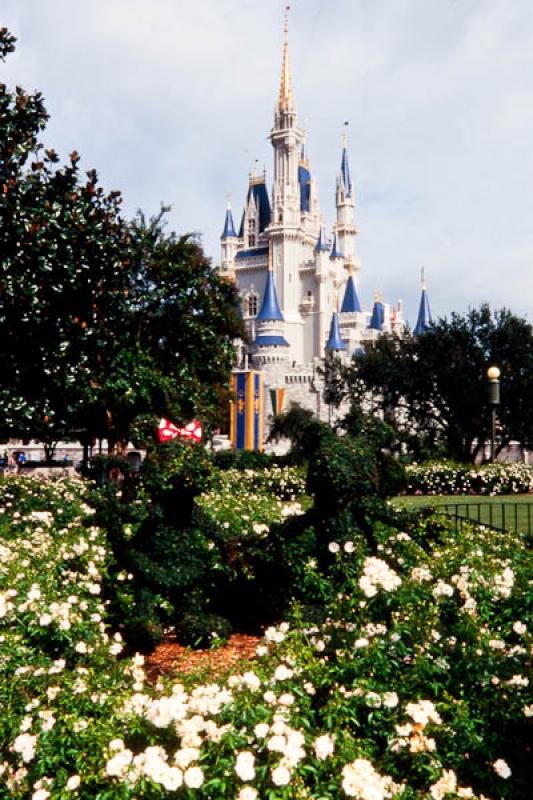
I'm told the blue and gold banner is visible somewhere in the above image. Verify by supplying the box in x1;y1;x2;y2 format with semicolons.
231;370;264;451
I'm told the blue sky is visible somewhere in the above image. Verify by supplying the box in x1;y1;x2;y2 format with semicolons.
2;0;533;325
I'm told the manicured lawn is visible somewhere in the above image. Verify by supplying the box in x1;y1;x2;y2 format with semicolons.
394;493;533;535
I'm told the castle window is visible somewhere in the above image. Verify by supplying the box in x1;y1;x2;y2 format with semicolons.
247;294;258;317
248;218;256;247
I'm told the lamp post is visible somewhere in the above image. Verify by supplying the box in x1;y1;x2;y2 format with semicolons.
487;366;501;463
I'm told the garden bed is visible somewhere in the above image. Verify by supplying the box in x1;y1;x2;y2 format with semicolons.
1;472;531;798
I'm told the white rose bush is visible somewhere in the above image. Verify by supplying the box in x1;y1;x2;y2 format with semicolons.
406;462;533;496
196;466;307;543
1;470;532;799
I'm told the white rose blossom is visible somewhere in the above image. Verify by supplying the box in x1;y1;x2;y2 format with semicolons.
235;751;255;782
493;759;511;779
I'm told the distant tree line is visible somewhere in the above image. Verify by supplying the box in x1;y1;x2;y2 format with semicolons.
0;27;243;458
323;305;533;463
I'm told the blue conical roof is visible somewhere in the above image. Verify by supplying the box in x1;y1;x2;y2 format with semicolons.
369;300;385;331
221;206;237;239
315;226;329;253
326;312;347;351
340;275;362;313
341;147;352;197
414;289;433;336
330;233;343;260
256;270;284;322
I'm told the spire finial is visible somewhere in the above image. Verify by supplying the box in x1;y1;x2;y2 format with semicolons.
226;193;232;210
342;120;349;150
421;266;426;291
268;239;273;272
279;3;294;113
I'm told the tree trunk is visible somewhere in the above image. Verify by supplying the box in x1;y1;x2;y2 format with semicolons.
43;442;57;464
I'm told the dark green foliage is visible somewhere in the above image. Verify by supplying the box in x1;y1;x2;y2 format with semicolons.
212;448;275;471
0;30;243;453
175;613;233;649
91;422;410;652
270;405;406;560
119;589;165;654
325;304;533;463
267;404;331;464
83;211;244;452
93;441;224;648
211;517;310;631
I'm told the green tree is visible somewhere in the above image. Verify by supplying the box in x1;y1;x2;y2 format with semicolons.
82;211;243;453
0;29;243;455
328;305;533;463
0;28;132;455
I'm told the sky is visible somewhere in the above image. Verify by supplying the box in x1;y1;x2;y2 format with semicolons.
2;0;533;325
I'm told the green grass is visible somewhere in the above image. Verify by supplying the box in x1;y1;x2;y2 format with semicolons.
394;493;533;535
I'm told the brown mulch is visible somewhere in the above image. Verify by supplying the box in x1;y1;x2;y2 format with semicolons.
144;633;261;683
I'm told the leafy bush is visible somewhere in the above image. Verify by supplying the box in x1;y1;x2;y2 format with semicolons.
94;446;311;642
407;461;533;495
212;448;275;471
91;441;223;648
2;475;531;798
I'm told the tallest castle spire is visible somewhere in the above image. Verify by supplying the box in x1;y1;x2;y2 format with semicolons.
278;4;294;113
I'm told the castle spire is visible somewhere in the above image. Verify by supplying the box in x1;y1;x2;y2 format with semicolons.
278;4;294;113
330;231;344;260
326;312;347;352
340;122;352;197
340;271;362;314
221;195;237;239
315;223;328;253
414;268;433;336
256;242;284;322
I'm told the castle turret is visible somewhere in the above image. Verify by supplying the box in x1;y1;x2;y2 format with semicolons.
311;222;331;360
314;224;329;255
253;244;289;367
329;232;343;262
369;294;385;331
220;196;239;279
325;312;347;352
340;271;362;314
335;125;357;263
269;4;306;359
413;269;433;336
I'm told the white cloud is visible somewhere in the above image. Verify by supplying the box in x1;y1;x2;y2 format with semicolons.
2;0;533;322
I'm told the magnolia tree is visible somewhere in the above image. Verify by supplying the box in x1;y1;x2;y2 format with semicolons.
0;28;242;457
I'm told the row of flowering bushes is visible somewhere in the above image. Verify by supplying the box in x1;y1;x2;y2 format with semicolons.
1;474;532;798
405;461;533;495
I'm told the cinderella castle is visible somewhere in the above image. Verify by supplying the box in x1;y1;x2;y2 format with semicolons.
219;7;432;429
